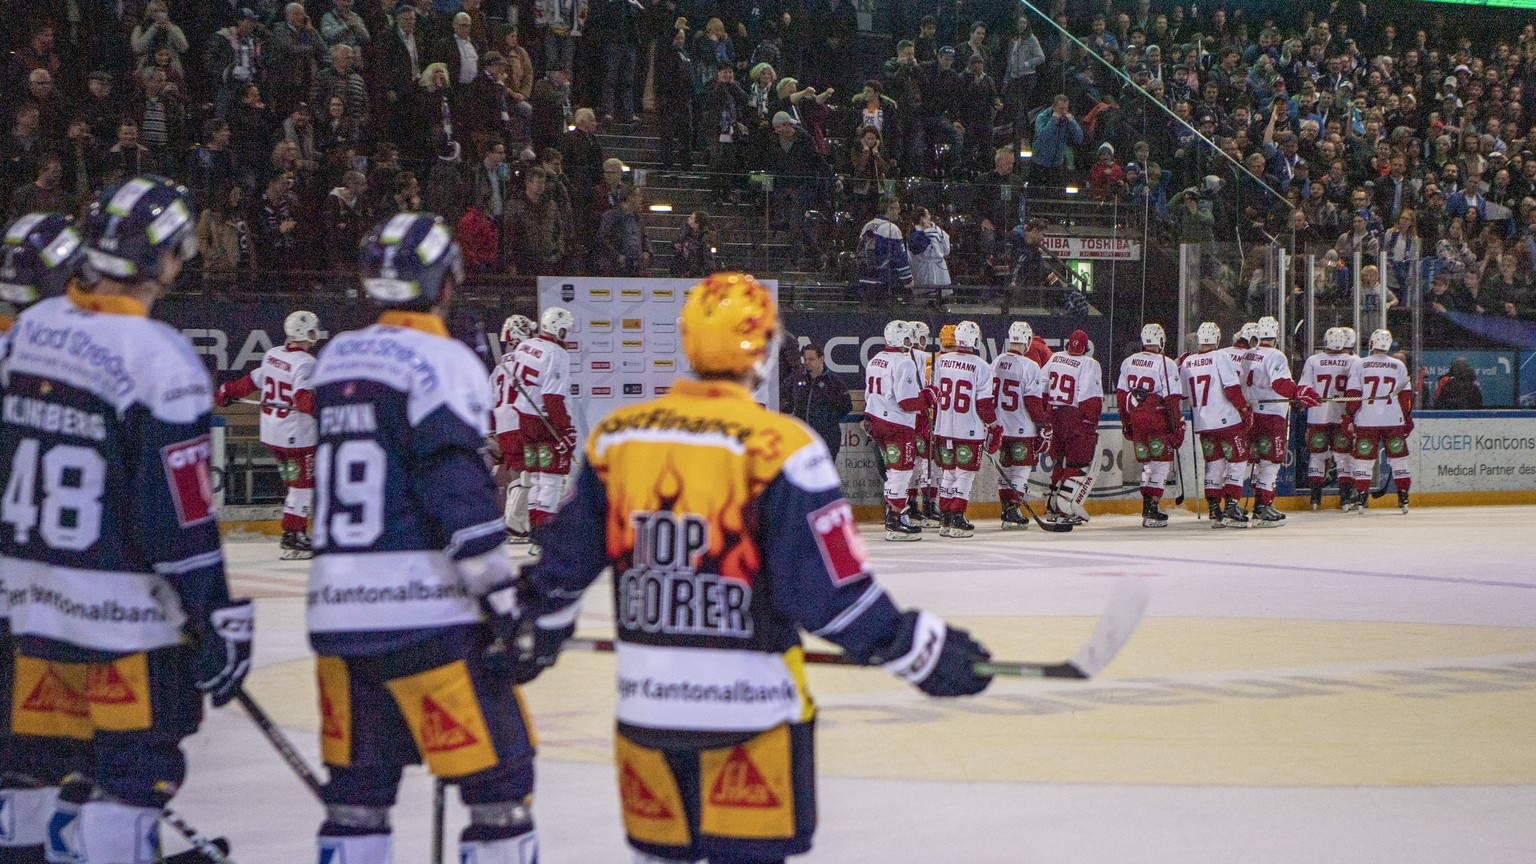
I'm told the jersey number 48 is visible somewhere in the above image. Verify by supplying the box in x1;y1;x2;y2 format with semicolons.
3;439;106;551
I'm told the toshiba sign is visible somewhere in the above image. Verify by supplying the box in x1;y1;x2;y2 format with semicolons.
1042;235;1142;260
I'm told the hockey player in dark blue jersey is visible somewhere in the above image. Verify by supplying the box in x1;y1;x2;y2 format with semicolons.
0;181;253;863
515;273;994;864
306;213;536;864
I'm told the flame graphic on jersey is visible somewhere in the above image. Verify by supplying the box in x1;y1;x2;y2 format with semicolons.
620;763;675;819
420;695;479;752
22;667;89;718
607;450;757;584
708;746;779;808
86;665;137;705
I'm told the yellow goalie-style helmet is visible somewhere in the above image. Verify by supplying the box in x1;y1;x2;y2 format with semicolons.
681;272;778;376
939;323;957;349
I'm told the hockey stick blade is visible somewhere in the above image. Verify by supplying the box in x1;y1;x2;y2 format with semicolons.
563;577;1148;679
985;453;1073;532
235;688;326;799
161;807;234;864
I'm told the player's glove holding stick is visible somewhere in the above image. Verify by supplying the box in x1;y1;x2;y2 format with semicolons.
194;599;255;707
877;611;994;697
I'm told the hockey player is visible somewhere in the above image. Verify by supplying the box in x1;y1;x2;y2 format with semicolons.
215;310;322;558
932;320;999;537
1;179;252;862
490;314;538;542
307;213;537;864
0;212;96;864
515;272;993;864
905;320;940;525
865;320;928;540
1241;316;1321;526
509;306;576;529
1343;328;1414;513
1040;330;1103;524
1179;322;1253;527
1298;327;1356;509
991;322;1050;529
1115;324;1185;528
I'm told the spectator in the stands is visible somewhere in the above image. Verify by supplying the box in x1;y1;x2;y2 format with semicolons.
1433;357;1484;409
132;1;190;75
321;169;371;270
1032;93;1083;189
196;184;253;278
595;184;650;275
656;23;695;171
671;210;717;277
908;206;951;300
313;45;368;125
763;111;827;268
8;154;66;220
256;175;300;270
207;10;263;119
505;164;566;276
856;197;912;306
322;0;372;52
266;3;327;115
105;119;156;180
701;65;750;197
957;54;997;171
457;189;501;271
132;67;186;163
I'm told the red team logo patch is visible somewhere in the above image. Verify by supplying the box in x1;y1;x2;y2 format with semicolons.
621;764;675;819
708;746;780;808
807;501;868;585
420;695;479;753
161;435;216;527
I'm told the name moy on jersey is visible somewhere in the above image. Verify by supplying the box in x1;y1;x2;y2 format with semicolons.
3;395;107;441
15;318;134;396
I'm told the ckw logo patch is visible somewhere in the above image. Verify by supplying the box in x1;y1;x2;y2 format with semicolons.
161;435;216;527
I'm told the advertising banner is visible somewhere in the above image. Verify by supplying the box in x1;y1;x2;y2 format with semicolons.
1411;410;1536;492
1041;235;1142;260
1420;350;1516;407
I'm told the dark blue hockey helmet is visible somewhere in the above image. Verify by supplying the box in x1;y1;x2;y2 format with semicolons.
0;212;84;307
358;212;464;310
84;175;198;283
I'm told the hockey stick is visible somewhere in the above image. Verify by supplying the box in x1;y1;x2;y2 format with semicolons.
561;577;1149;679
161;806;234;864
1370;450;1394;499
505;367;573;455
1155;355;1185;505
986;451;1073;533
431;779;446;864
235;689;326;799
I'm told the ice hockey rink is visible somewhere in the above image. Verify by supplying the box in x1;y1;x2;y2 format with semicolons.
171;504;1536;863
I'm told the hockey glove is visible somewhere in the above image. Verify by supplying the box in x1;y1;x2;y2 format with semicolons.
212;384;233;409
880;611;994;698
1034;423;1053;456
194;599;254;707
511;615;576;685
1293;385;1322;408
558;426;578;455
1403;416;1414;434
1170;421;1186;449
984;424;1003;454
1239;407;1254;434
1341;414;1357;439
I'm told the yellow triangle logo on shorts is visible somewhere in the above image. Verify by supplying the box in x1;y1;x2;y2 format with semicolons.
621;763;675;819
22;666;89;718
420;695;480;753
86;665;138;705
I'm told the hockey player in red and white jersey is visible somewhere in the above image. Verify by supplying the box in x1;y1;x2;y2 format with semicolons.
990;321;1049;529
866;320;930;540
509;306;576;529
1179;322;1254;528
1040;329;1103;524
1242;316;1321;527
931;321;997;537
905;320;941;525
1116;324;1185;528
1298;326;1358;510
216;310;321;558
489;313;537;541
1343;328;1414;513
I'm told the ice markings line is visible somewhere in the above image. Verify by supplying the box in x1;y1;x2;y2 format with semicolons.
1032;547;1536;590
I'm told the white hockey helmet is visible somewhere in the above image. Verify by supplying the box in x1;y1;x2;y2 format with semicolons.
1255;315;1280;341
1008;320;1034;346
1236;321;1259;345
285;310;320;343
501;313;535;346
1369;328;1393;353
1342;326;1358;351
541;305;575;339
1196;321;1222;345
954;320;982;350
1323;326;1350;351
1140;323;1166;350
884;319;914;348
909;321;930;345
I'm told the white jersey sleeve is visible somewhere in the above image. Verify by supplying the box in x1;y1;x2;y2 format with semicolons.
933;352;993;439
255;346;319;448
992;352;1044;437
1299;352;1353;424
864;349;920;428
1348;356;1410;427
1180;350;1243;432
1245;346;1295;417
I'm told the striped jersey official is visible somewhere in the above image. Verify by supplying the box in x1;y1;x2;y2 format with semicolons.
0;291;230;662
306;311;505;656
523;378;921;748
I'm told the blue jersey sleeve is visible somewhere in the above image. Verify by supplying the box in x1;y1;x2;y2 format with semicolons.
125;404;230;623
410;405;506;560
524;463;611;616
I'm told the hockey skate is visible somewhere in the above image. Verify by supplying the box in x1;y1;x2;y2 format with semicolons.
280;530;314;560
1141;495;1168;528
1220;498;1250;528
1000;502;1030;530
1310;485;1324;510
1397;490;1410;513
885;507;922;542
506;529;532;545
1251;503;1286;527
921;498;943;527
1207;499;1226;528
940;511;975;538
905;497;923;524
